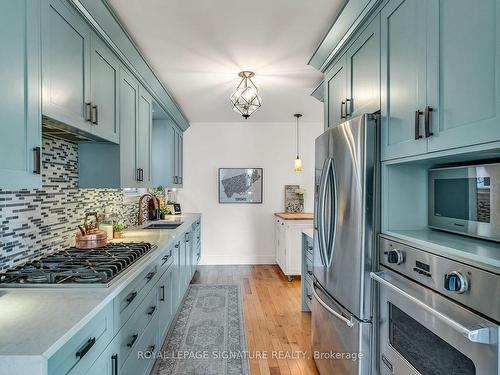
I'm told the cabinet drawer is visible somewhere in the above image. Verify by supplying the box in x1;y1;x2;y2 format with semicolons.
115;285;159;369
305;255;313;280
114;260;159;331
304;281;313;311
49;303;113;375
159;245;174;276
121;314;159;375
305;236;313;259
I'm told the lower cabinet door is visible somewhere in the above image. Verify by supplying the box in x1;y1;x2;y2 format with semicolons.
121;314;159;375
85;340;119;375
158;267;174;340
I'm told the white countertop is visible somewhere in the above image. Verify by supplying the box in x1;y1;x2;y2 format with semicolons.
0;213;201;358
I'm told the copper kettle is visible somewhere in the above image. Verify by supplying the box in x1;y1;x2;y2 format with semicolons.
75;212;108;249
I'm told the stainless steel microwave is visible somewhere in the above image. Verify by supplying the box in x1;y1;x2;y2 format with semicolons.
429;162;500;242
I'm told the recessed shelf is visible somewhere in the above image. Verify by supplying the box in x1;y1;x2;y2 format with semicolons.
382;229;500;274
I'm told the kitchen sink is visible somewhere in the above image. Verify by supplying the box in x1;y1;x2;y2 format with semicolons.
144;222;183;229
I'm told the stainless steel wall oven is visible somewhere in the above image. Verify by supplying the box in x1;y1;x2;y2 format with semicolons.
373;236;500;375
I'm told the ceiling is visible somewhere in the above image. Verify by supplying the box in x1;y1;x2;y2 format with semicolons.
107;0;346;123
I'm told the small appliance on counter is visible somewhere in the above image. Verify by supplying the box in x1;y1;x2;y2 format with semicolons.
165;203;182;215
429;162;500;242
75;212;108;249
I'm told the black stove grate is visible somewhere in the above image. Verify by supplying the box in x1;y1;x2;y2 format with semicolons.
0;242;152;285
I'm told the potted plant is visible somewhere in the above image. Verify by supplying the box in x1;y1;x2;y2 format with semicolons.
113;223;124;239
159;206;170;220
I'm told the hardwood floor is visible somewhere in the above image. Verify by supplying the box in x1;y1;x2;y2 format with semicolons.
191;265;319;375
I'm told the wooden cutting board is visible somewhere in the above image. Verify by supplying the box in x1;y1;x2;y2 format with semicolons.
274;212;314;220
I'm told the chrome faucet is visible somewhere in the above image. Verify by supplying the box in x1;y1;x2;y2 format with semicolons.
138;194;160;226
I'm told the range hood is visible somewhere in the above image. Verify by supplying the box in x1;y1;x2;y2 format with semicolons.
42;115;104;142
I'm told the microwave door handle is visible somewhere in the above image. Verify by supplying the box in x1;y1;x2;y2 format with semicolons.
318;159;332;266
370;272;492;344
312;283;355;327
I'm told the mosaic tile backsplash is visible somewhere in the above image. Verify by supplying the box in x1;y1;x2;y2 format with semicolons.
0;137;148;270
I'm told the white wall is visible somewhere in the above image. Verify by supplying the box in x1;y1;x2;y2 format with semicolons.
178;121;323;265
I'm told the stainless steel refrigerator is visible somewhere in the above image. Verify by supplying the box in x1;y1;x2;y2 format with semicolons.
312;114;378;375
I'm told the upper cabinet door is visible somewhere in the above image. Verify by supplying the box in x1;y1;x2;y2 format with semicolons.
137;86;152;187
325;57;347;129
119;68;139;188
42;0;91;132
0;0;41;189
380;0;427;161
346;14;381;118
178;131;183;186
90;34;119;143
426;0;500;152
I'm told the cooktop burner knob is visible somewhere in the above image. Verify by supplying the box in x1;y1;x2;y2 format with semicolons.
385;249;404;265
444;271;469;293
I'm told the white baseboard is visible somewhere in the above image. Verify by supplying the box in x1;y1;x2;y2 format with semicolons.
199;255;276;265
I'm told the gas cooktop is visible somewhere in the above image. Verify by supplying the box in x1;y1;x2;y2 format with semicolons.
0;242;154;287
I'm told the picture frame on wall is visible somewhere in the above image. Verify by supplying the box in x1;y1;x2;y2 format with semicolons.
218;168;263;204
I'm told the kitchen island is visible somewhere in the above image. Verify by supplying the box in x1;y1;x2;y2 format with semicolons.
0;213;201;375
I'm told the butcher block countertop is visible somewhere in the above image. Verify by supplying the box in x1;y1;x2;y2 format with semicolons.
274;212;314;220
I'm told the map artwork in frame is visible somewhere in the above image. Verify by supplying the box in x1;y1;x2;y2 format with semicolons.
218;168;263;204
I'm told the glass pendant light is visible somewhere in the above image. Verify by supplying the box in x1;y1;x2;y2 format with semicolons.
230;71;262;119
294;113;303;172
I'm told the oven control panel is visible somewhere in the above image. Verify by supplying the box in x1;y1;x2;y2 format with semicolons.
378;234;500;322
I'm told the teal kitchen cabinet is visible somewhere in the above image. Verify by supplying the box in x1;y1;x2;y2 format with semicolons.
325;58;347;129
425;0;500;153
158;266;174;340
42;0;120;143
42;0;92;134
152;118;176;187
345;14;380;118
173;127;184;186
381;0;500;160
137;86;153;187
119;67;141;187
324;15;380;130
90;34;120;143
380;0;427;161
0;0;42;189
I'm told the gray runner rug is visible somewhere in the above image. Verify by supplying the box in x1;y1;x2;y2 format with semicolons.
151;284;250;375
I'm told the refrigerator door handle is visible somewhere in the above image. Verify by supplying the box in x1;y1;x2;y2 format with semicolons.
324;161;337;267
318;158;332;266
313;283;354;327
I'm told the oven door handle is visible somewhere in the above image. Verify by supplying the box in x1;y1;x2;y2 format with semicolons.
370;271;492;344
312;283;355;328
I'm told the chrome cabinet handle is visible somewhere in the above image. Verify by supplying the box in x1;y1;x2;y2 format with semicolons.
414;110;423;140
370;271;492;344
312;284;354;327
340;101;346;119
424;106;434;137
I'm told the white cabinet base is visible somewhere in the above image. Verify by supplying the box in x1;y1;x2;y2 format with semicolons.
274;216;313;281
